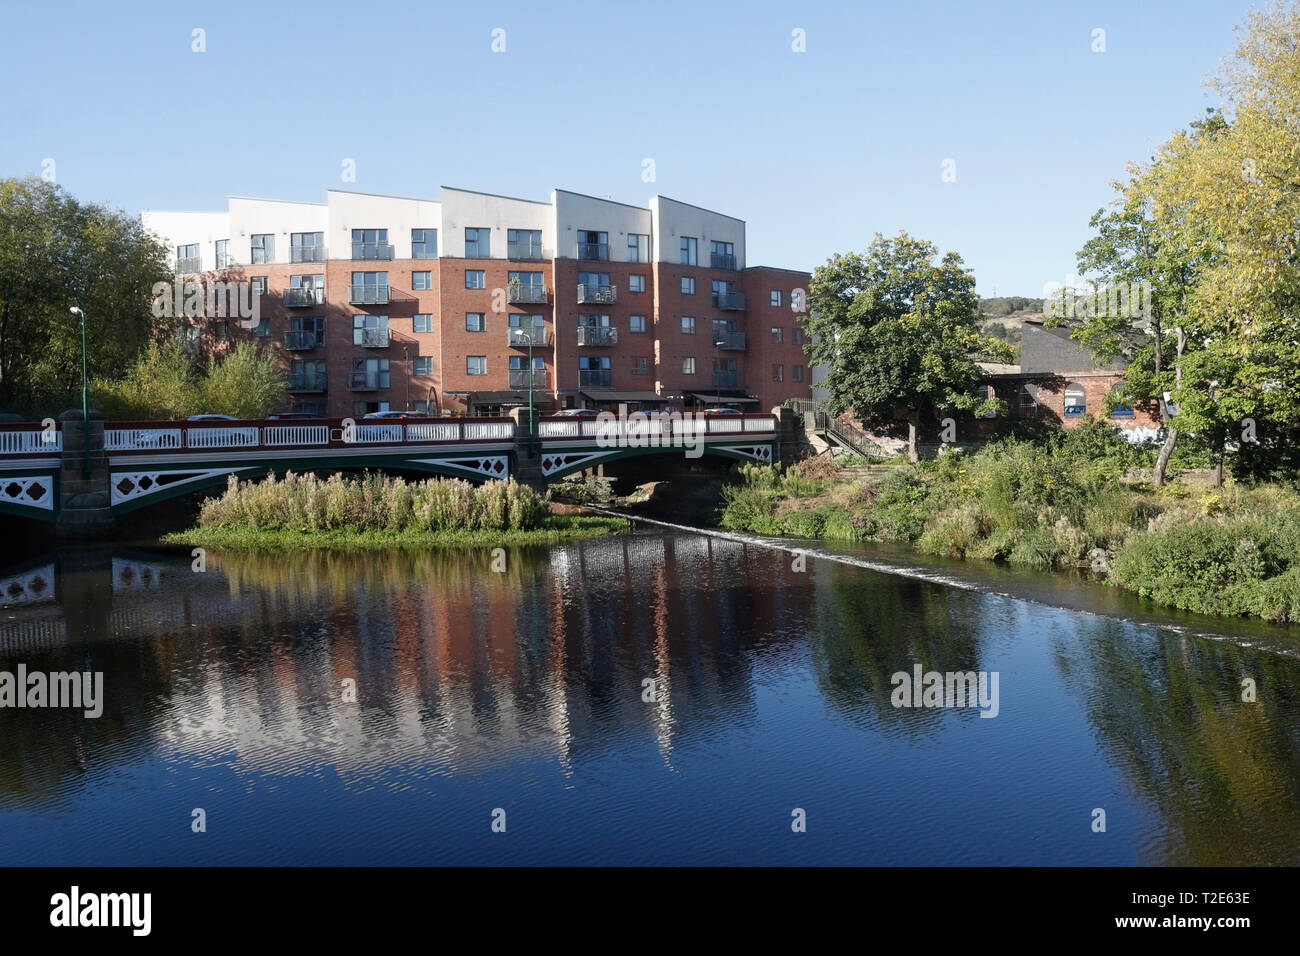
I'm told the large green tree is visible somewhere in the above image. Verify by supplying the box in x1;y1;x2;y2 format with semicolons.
95;340;287;420
806;232;1011;461
0;176;172;414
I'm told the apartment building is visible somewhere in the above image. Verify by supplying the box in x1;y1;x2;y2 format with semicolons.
141;188;813;417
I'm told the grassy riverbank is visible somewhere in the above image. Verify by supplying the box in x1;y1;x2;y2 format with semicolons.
161;472;629;551
719;421;1300;624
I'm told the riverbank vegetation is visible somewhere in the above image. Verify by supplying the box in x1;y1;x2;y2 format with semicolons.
719;419;1300;623
163;472;628;550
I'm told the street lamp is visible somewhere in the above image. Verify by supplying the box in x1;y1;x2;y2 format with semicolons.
713;338;726;410
69;306;89;477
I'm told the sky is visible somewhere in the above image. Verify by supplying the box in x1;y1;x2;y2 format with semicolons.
0;0;1253;296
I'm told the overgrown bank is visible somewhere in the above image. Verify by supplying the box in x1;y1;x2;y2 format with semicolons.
163;472;628;551
718;421;1300;624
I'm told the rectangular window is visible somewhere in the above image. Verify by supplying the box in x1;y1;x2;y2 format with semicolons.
176;243;200;272
792;364;804;382
214;239;229;268
681;277;695;295
629;274;646;293
350;357;390;389
710;240;735;269
213;320;229;340
467;356;487;375
289;315;324;347
682;357;696;375
465;270;486;289
630;315;647;333
291;232;325;263
577;271;611;289
771;326;783;343
250;277;268;296
351;229;391;260
680;236;697;266
250;234;274;264
791;328;804;346
411;228;437;258
412;271;432;290
508;313;545;328
252;317;270;338
628;233;649;263
577;230;608;260
465;312;485;332
771;290;783;307
772;364;784;382
465;227;490;258
507;229;542;259
414;400;430;414
579;313;611;327
414;357;433;377
632;356;650;376
352;314;390;346
413;313;433;333
681;316;696;334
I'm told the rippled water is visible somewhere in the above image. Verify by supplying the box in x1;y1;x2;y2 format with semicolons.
1;529;1298;865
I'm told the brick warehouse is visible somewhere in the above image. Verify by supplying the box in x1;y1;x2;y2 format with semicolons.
141;188;813;417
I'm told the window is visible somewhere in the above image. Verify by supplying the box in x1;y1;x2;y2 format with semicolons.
681;277;695;295
629;274;646;293
413;400;430;414
680;236;698;266
507;229;542;259
467;356;487;375
351;357;390;388
353;400;390;415
1064;382;1087;417
465;227;490;258
710;240;735;269
508;270;544;288
791;328;804;346
509;313;545;328
252;317;270;338
509;355;545;371
250;234;274;264
291;359;326;390
579;313;611;327
772;364;784;382
291;232;325;263
681;316;696;334
293;400;326;415
577;271;610;289
351;271;388;302
1110;383;1135;418
411;228;437;258
771;290;783;307
577;230;608;260
682;357;696;375
289;315;324;347
771;326;783;343
176;243;199;271
628;233;649;263
412;271;432;290
630;315;647;333
413;314;433;333
578;355;611;386
1019;384;1038;415
353;314;390;346
213;320;229;340
290;274;325;304
632;356;650;376
250;277;268;296
414;357;433;377
352;229;391;260
465;312;485;332
792;364;804;382
465;270;486;289
215;239;230;268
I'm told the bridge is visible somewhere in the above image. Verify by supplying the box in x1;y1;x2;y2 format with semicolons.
0;410;790;534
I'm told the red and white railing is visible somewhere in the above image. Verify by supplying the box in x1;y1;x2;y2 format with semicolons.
101;417;517;454
537;413;776;441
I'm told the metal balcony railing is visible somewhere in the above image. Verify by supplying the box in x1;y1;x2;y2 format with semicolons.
716;331;747;350
509;369;547;389
579;370;612;388
288;373;327;392
291;246;327;263
508;240;544;260
349;372;383;391
283;288;325;307
711;252;738;270
508;327;549;347
352;242;394;260
577;283;617;304
356;328;391;348
577;326;618;346
349;284;390;304
176;257;202;274
507;282;549;304
712;372;740;387
712;291;746;310
284;330;323;350
577;242;609;261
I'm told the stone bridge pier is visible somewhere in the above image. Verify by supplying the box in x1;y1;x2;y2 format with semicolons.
56;409;115;538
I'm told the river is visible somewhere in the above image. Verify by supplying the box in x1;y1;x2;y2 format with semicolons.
2;524;1298;865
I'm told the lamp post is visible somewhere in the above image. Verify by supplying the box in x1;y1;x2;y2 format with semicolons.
713;338;726;410
69;306;89;477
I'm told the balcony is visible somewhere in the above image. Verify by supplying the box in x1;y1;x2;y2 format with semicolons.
715;331;747;350
507;281;549;304
348;373;384;391
712;291;746;310
352;241;394;261
509;369;547;389
508;240;544;260
288;372;327;393
349;284;390;305
283;288;325;307
356;328;391;348
579;370;613;388
508;327;550;348
176;257;202;274
712;371;740;388
577;242;609;261
284;330;323;350
577;283;617;305
577;326;618;347
711;252;738;271
292;246;327;263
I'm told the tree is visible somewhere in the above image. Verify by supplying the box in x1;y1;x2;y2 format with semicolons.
199;342;287;419
95;339;286;420
0;177;172;414
806;232;1012;461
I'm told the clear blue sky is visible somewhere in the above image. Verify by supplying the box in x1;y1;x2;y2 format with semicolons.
1;0;1249;296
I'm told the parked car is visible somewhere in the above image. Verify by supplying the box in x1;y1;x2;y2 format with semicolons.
362;410;430;420
186;414;238;421
551;408;600;419
267;412;322;420
703;407;743;416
